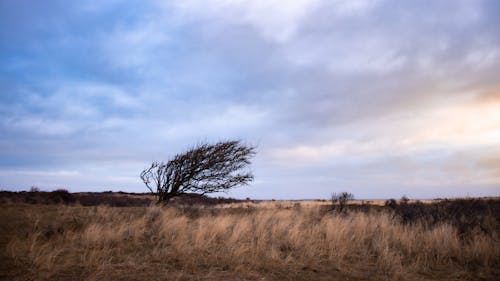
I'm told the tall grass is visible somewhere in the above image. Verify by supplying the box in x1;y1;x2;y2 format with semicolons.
4;204;500;280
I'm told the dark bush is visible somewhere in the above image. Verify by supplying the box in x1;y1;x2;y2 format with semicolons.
390;198;500;238
169;193;243;206
49;189;75;204
331;192;354;212
76;193;153;207
384;199;398;209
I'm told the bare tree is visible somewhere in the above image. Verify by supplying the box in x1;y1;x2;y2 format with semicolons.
331;192;354;212
140;140;256;204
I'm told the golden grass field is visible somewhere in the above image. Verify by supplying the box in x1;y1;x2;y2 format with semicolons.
1;200;499;281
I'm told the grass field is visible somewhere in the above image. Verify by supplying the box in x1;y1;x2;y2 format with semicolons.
1;197;499;281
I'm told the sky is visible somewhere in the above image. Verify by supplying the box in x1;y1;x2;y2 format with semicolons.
1;0;499;199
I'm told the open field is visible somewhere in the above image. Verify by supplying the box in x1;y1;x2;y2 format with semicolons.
1;195;499;280
215;199;443;209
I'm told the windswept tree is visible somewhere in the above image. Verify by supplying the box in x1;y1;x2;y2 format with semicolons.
140;140;256;204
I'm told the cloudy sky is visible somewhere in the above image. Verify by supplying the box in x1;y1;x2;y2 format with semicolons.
1;0;499;199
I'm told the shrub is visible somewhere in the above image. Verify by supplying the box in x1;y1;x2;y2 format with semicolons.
331;192;354;212
49;189;75;204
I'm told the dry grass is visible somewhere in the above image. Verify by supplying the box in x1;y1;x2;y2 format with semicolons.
1;203;499;281
216;199;443;209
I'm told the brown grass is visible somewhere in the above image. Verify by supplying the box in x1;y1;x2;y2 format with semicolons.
1;202;499;281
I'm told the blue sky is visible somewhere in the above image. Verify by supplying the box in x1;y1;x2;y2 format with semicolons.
1;0;499;199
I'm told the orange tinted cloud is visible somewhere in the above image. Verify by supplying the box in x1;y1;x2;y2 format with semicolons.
476;89;500;104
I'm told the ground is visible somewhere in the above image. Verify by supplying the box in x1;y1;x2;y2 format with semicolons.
1;194;499;281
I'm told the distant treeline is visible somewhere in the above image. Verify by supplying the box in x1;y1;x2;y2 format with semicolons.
0;190;243;207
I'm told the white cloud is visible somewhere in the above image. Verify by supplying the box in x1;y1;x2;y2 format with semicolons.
3;117;79;136
169;0;320;42
100;20;171;69
269;90;500;189
160;104;269;140
330;0;379;16
0;169;80;177
398;93;500;148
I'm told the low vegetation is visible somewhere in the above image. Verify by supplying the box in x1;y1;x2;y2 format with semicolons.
0;194;499;280
0;190;243;207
